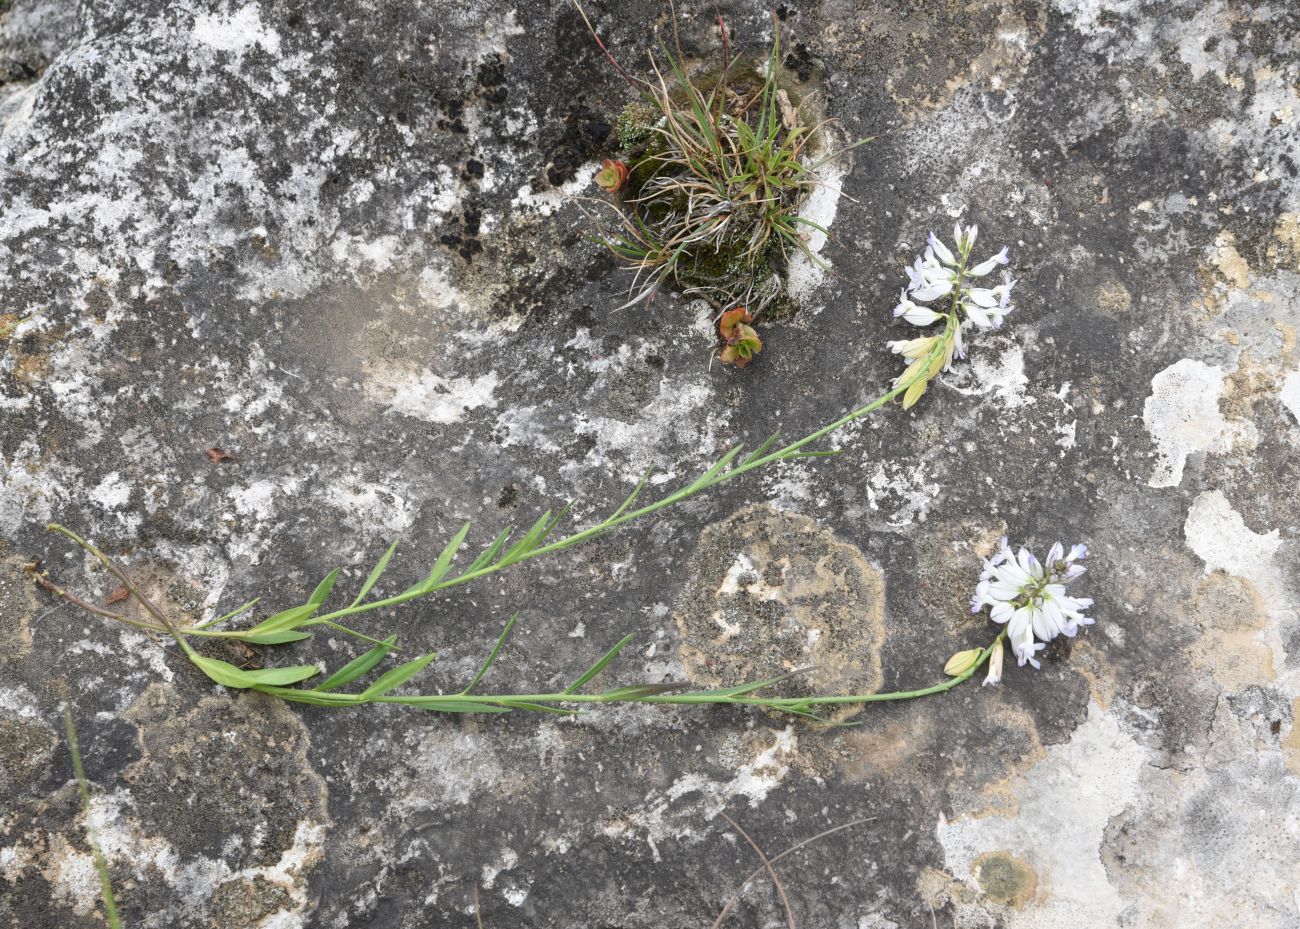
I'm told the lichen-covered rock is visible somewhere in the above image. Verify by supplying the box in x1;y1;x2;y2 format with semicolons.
1;0;1298;927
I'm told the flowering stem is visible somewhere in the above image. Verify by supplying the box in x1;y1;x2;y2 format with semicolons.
253;630;1012;718
296;357;948;631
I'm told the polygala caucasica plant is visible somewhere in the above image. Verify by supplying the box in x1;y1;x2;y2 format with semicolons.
34;230;1097;721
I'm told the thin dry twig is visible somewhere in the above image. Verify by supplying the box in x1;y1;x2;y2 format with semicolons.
718;812;796;929
711;817;876;929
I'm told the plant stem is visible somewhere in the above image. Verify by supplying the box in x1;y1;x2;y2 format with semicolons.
261;631;1007;716
63;709;123;929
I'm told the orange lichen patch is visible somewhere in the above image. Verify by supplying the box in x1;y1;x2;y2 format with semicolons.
0;553;37;662
1096;281;1132;314
1210;230;1252;289
973;850;1038;908
1221;352;1285;420
1188;572;1276;690
1269;211;1299;272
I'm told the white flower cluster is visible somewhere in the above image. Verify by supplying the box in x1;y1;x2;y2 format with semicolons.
887;225;1016;372
970;539;1094;681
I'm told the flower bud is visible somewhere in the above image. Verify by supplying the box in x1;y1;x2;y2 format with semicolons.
982;639;1004;687
944;647;983;677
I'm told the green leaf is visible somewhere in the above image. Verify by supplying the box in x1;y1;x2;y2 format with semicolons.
385;696;512;714
358;653;438;699
402;522;471;595
686;668;813;698
461;615;517;695
191;654;320;689
741;432;781;466
256;686;359;707
563;634;635;695
232;630;314;645
193;598;260;630
314;635;399;692
466;527;513;574
597;683;686;700
350;540;399;608
494;700;579;715
608;469;653;521
309;568;341;606
243;603;319;636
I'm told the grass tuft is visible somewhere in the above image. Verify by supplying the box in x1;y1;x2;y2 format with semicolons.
591;12;860;316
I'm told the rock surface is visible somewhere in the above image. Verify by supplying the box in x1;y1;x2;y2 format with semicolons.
1;1;1298;927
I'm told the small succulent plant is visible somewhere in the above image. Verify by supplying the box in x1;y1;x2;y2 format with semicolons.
718;306;762;368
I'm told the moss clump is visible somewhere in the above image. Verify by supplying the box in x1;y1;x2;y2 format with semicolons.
616;101;659;150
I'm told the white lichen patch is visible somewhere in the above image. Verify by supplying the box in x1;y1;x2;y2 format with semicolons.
786;163;848;302
945;341;1033;411
937;703;1146;928
363;365;500;425
1143;358;1256;487
1279;369;1300;427
603;726;799;855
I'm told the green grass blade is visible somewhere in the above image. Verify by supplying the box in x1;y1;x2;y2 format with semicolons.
598;682;687;700
466;527;513;574
256;686;360;706
412;522;471;593
231;630;313;645
384;696;512;713
191;654;320;688
609;469;653;520
494;700;580;715
684;668;813;698
242;602;319;636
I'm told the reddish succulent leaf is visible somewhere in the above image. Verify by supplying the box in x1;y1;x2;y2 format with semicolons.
718;306;752;340
594;159;630;193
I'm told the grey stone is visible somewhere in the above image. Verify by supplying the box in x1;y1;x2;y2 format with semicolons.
1;1;1298;927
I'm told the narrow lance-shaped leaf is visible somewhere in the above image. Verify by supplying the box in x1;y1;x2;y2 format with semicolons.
349;540;399;608
314;635;399;692
465;527;513;575
563;634;636;695
598;682;688;700
498;510;553;566
243;603;320;636
680;668;815;699
193;598;260;630
358;653;439;700
608;469;653;521
384;696;512;714
232;630;314;645
406;522;471;594
461;615;518;695
191;654;320;689
309;568;341;606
